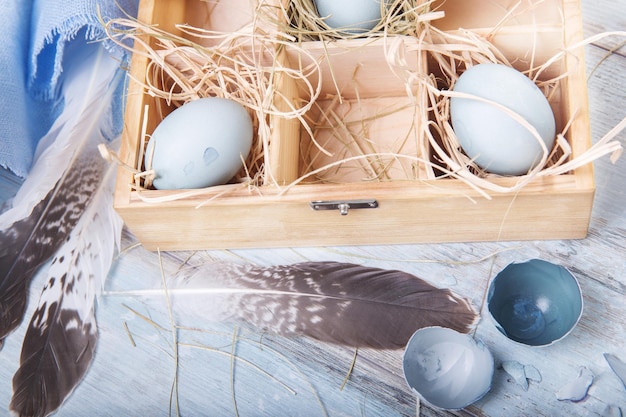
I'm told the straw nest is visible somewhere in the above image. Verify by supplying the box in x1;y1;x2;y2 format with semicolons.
103;0;623;202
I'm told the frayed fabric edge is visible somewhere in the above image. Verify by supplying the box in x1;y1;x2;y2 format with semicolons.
28;18;130;102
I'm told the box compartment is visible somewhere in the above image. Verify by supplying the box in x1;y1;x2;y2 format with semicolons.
114;0;594;250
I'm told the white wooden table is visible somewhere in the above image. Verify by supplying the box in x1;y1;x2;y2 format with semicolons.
1;0;625;415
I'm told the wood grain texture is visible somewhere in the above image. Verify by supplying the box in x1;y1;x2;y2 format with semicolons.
269;49;302;185
114;0;597;250
1;0;625;416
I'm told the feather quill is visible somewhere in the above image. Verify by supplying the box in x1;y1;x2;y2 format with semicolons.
10;159;122;417
154;261;480;349
0;40;122;349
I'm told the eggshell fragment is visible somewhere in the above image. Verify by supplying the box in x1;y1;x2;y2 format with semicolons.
524;364;542;383
502;360;529;390
556;366;594;402
604;353;626;389
501;360;542;391
450;64;556;176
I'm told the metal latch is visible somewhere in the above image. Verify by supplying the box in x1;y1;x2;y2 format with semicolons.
310;199;378;216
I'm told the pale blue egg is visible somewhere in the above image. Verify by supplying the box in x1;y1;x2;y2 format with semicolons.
450;64;556;176
145;97;253;190
314;0;387;33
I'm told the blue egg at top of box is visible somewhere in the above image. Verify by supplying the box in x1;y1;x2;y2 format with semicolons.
145;97;253;190
313;0;388;33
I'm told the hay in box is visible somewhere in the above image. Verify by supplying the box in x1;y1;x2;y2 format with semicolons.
107;0;620;250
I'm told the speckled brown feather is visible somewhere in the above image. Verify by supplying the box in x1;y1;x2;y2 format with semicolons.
0;41;123;417
10;160;122;417
0;149;103;349
170;261;480;349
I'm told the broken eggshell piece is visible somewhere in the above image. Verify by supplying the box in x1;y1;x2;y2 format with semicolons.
402;326;494;410
604;353;626;389
555;366;594;402
487;259;583;347
501;360;542;391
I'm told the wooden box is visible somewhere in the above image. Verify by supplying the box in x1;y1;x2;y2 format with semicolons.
113;0;594;250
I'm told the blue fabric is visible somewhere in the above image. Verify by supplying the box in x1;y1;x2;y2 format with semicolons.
0;0;138;177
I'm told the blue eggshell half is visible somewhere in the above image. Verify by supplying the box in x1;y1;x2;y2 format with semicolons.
145;97;253;190
403;326;494;410
450;63;556;176
487;259;583;347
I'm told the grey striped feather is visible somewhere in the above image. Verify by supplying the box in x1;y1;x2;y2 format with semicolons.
164;261;480;349
0;40;124;417
0;40;121;348
10;160;122;417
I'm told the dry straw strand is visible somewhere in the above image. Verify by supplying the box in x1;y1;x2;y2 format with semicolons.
101;1;624;206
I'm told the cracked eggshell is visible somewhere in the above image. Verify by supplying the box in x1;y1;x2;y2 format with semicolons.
402;326;494;410
487;259;583;347
145;97;253;190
